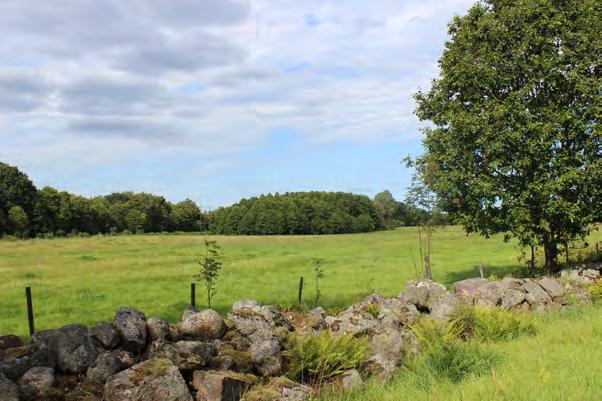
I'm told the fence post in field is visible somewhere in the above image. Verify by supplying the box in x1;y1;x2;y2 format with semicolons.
478;258;484;279
190;283;196;309
297;276;304;305
25;286;35;336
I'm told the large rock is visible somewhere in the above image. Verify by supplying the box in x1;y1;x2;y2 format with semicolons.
192;370;257;401
148;340;216;371
147;317;172;341
209;346;253;373
242;377;311;401
473;282;504;306
523;279;552;307
181;309;227;340
0;335;23;351
538;277;564;299
452;278;490;295
86;350;134;385
17;366;56;400
364;328;404;378
103;358;193;401
501;288;526;309
52;324;97;374
0;342;55;380
0;373;19;401
399;280;447;311
430;292;460;319
90;322;121;349
113;308;147;352
227;301;292;377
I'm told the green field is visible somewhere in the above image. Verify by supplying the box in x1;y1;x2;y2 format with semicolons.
320;306;602;401
0;226;600;337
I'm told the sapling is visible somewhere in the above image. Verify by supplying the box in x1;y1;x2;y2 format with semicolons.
312;257;326;307
195;239;223;308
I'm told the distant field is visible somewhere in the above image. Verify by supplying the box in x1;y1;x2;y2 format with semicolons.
1;226;600;337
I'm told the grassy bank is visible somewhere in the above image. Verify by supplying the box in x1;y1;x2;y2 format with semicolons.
1;226;599;337
319;305;602;401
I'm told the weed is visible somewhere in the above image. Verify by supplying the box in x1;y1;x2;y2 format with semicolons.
364;303;380;319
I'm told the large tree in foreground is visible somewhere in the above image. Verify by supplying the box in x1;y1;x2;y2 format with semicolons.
414;0;601;270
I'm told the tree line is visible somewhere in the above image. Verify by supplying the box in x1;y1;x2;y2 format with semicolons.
1;162;439;238
0;162;205;238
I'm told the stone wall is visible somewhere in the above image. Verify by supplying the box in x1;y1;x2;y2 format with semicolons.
0;265;599;401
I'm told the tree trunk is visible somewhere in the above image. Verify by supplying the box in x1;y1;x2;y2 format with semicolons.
543;242;559;273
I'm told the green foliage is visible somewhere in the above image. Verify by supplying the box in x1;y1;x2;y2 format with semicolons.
8;206;29;238
413;341;500;384
411;316;465;349
364;303;380;319
456;306;537;342
312;257;326;307
209;192;382;235
195;239;223;308
413;0;601;270
287;331;369;384
589;280;602;303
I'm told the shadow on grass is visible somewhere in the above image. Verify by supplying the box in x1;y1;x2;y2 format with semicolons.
442;263;531;284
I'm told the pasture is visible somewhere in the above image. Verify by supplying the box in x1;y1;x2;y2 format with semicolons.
1;226;600;337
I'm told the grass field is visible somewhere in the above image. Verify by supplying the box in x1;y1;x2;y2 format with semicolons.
319;306;602;401
1;226;600;337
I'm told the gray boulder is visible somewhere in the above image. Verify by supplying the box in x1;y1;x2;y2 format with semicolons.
0;373;19;401
86;350;134;385
250;339;282;377
452;278;490;295
191;370;257;401
399;280;447;311
0;342;55;380
523;279;552;306
17;367;55;400
365;328;404;378
501;288;526;309
242;377;311;401
52;324;97;374
147;317;172;341
103;358;193;401
90;321;121;349
538;277;564;299
181;309;226;340
148;340;216;371
430;292;460;319
113;308;147;352
473;282;504;306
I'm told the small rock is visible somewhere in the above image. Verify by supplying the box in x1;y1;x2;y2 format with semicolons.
52;324;97;374
192;370;257;401
0;373;19;401
17;366;56;400
90;322;121;349
181;309;227;340
242;377;311;401
103;358;193;401
0;335;23;351
0;342;55;380
113;308;147;352
147;317;172;341
175;341;216;370
209;346;253;373
86;350;134;385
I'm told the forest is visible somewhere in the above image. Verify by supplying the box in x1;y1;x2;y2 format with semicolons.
0;162;436;238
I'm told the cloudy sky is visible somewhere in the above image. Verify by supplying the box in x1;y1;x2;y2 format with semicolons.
0;0;474;208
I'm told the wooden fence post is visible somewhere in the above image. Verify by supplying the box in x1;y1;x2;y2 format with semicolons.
190;283;196;308
25;286;35;336
297;277;304;305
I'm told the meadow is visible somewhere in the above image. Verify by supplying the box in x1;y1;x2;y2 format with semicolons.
1;226;600;338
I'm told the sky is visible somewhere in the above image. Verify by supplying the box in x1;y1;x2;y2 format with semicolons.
0;0;475;209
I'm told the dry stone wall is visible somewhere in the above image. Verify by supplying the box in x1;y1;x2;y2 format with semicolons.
0;265;600;401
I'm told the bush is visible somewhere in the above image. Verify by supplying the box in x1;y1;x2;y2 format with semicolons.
287;331;369;384
411;316;465;348
457;306;537;342
589;280;602;303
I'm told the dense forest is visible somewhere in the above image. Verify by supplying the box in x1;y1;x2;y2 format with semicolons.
0;162;441;238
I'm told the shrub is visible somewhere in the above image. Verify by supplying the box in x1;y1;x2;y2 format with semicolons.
589;280;602;303
411;316;465;348
287;331;369;384
459;306;537;342
364;303;380;319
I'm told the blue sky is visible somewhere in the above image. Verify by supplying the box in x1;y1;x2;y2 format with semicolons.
0;0;474;208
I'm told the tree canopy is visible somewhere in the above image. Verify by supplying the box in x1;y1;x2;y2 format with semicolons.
414;0;601;269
